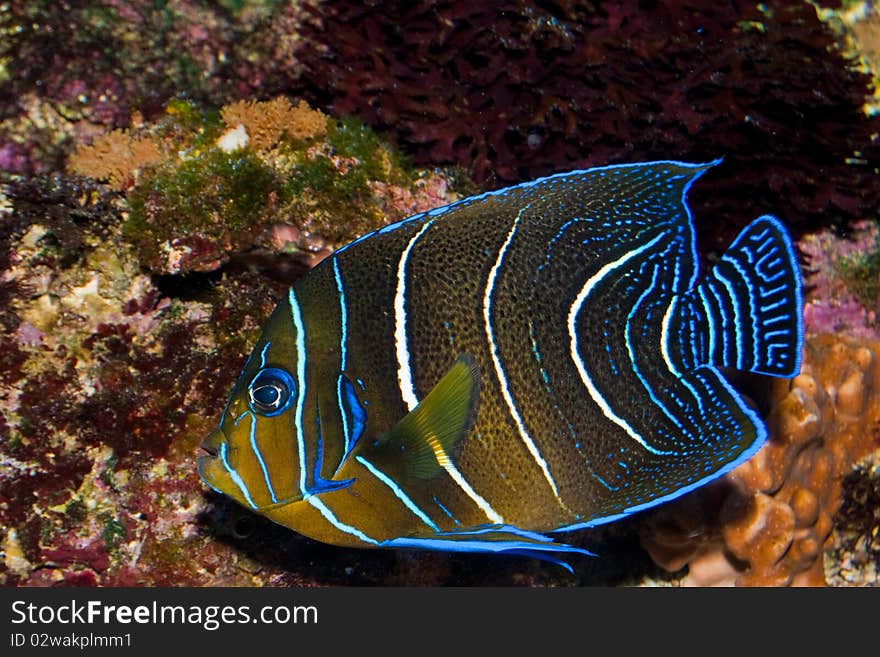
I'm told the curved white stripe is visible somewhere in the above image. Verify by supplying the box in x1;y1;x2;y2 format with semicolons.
697;285;716;364
219;443;257;509
712;268;744;370
394;220;434;411
441;461;504;524
307;496;378;545
333;257;348;371
659;293;679;376
288;288;309;497
660;295;706;418
483;206;563;503
392;218;502;524
333;258;352;458
628;266;689;433
237;410;278;504
568;232;674;456
356;456;440;531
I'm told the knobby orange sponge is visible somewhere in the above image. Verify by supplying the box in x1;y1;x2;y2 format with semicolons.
640;334;880;586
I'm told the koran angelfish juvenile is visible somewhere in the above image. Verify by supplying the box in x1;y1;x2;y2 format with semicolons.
198;160;803;568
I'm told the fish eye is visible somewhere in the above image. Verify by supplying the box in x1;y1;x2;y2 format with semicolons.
247;367;296;416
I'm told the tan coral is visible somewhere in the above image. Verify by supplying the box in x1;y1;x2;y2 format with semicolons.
68;130;162;190
640;334;880;586
219;97;328;151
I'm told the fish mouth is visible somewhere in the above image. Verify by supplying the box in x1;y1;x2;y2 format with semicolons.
199;429;224;457
196;429;227;493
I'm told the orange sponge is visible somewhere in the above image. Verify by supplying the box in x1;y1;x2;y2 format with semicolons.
641;335;880;586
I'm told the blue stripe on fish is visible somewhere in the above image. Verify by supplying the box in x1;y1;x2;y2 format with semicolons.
288;288;309;499
309;405;352;496
237;410;278;504
219;442;257;510
355;456;440;531
381;525;595;573
433;496;460;525
338;376;366;452
200;158;804;573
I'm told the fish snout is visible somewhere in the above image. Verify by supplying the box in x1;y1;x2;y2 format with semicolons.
199;428;224;457
196;428;228;492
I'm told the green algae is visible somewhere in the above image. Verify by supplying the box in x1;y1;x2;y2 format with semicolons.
64;499;88;524
124;147;282;266
129;148;279;230
105;98;439;273
329;116;413;183
836;233;880;307
99;452;119;489
100;513;126;548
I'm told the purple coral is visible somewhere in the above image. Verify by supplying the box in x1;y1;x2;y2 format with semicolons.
291;1;880;249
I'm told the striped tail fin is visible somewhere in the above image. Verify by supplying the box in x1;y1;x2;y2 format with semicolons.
690;215;803;377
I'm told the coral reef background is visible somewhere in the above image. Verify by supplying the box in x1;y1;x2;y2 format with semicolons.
1;0;879;586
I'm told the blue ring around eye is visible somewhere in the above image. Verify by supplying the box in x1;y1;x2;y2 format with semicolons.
247;367;297;417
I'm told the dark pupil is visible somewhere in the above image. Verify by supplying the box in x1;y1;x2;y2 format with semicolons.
252;380;284;409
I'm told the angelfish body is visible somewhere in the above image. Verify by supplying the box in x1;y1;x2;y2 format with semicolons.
198;160;804;565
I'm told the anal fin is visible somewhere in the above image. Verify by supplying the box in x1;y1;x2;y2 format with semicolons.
380;524;594;573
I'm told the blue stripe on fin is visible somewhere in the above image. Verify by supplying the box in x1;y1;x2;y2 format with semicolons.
556;363;769;532
336;159;722;256
691;215;803;377
380;524;594;572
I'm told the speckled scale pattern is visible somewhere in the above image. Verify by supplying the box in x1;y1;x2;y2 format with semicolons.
199;159;804;560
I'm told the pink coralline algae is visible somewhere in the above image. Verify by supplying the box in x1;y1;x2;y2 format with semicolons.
800;220;880;341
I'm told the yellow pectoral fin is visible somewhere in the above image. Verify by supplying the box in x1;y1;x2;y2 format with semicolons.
354;354;481;483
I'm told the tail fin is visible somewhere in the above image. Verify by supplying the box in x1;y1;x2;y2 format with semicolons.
691;215;803;377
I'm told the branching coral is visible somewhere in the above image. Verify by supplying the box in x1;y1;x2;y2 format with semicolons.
640;334;880;586
220;97;328;150
67;130;162;189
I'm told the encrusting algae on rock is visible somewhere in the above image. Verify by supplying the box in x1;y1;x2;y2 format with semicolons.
68;96;457;275
0;100;482;587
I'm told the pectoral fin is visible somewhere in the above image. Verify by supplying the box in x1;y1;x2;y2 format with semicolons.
356;355;480;482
